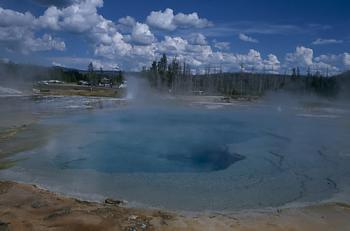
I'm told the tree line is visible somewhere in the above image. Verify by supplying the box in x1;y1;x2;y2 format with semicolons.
0;60;124;87
143;54;345;97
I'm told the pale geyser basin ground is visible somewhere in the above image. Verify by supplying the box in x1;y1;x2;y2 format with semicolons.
1;100;350;212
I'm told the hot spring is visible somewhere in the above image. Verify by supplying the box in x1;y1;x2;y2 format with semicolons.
1;99;350;212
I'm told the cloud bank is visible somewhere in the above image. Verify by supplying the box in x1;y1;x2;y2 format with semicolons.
0;0;348;74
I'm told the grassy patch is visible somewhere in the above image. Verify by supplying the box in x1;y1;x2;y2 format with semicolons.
0;124;52;167
0;125;27;142
335;202;350;209
0;161;17;170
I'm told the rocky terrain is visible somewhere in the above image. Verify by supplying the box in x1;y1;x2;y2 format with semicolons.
1;181;350;231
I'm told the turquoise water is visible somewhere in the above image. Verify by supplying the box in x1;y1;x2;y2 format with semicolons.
49;107;253;173
2;102;350;211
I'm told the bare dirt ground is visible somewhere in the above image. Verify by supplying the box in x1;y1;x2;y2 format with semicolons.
1;181;350;231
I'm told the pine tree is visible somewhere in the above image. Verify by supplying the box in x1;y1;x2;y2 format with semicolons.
157;54;168;87
296;67;300;77
88;62;94;73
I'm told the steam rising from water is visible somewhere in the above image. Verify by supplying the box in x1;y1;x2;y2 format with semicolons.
124;74;174;105
1;68;350;211
0;86;22;96
1;95;350;211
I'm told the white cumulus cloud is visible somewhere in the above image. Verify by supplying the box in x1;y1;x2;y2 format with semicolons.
239;33;259;43
37;0;104;32
285;46;314;67
131;23;156;45
343;53;350;68
146;8;176;31
118;16;136;27
0;7;65;53
0;8;35;27
285;46;345;75
25;34;66;52
188;33;207;45
173;12;212;29
146;8;212;31
213;40;230;51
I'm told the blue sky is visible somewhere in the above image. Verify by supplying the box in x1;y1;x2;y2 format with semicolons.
0;0;349;75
